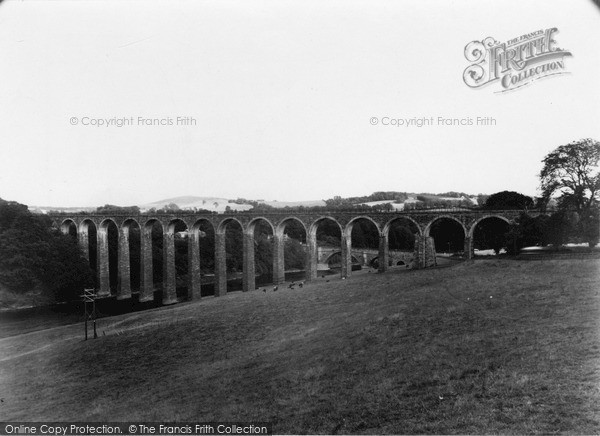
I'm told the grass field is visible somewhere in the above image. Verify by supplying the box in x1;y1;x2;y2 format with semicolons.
1;259;599;434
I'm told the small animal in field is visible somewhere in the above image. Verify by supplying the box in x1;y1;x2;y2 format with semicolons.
273;286;278;292
299;282;303;288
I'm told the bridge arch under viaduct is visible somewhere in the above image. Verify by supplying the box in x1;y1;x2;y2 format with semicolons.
50;210;530;305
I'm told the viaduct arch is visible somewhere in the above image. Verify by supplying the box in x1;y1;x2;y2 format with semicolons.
52;209;532;305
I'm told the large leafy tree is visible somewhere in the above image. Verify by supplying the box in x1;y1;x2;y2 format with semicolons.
539;138;600;246
540;138;600;212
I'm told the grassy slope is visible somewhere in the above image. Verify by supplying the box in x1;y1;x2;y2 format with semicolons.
1;259;599;434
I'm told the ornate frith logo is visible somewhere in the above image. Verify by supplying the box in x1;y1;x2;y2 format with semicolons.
463;28;572;93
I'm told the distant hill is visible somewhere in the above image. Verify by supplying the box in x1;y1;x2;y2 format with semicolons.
30;192;481;214
355;200;405;210
259;200;327;208
29;206;96;214
139;196;253;213
140;197;327;212
355;194;478;210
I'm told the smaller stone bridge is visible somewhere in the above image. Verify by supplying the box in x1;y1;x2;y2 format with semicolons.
318;247;413;267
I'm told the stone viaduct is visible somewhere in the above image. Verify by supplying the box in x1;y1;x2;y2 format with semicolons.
49;209;529;305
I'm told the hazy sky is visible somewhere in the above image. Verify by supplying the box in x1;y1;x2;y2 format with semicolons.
1;0;599;207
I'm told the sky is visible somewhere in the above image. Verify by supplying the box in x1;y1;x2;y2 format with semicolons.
0;0;599;207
